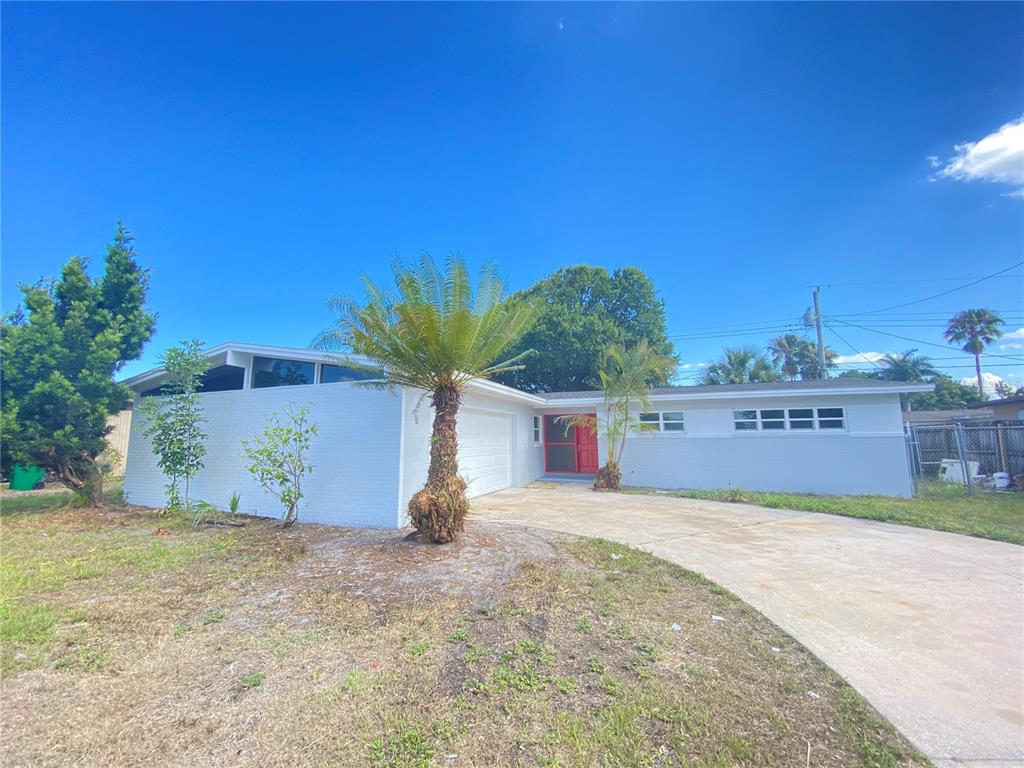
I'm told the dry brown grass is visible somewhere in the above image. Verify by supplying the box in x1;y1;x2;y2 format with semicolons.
1;503;927;768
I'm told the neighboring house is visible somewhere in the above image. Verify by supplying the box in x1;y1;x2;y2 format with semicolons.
902;408;994;426
104;410;133;477
967;395;1024;422
122;342;932;528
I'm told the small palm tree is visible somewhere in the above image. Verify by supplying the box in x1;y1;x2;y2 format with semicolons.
944;309;1003;398
316;255;539;543
699;346;779;385
559;341;676;491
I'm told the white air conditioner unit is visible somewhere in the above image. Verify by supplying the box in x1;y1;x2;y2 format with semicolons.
938;458;982;485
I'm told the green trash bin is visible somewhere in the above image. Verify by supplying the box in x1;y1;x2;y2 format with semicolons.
10;464;45;491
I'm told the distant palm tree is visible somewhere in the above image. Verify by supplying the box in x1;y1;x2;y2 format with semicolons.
768;334;802;380
316;255;539;543
699;346;780;385
877;349;938;411
768;333;838;380
877;349;937;382
943;309;1003;398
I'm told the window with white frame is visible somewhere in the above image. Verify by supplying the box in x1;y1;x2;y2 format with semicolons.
532;416;542;445
638;411;685;432
816;407;846;429
733;407;846;431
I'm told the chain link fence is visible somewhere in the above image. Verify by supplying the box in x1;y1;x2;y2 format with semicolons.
905;423;1024;496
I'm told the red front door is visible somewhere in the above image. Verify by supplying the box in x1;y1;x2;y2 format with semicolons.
543;413;599;474
575;417;599;473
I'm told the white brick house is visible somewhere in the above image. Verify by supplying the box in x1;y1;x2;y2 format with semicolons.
122;342;931;528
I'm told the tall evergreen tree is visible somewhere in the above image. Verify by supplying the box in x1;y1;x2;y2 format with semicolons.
1;224;156;503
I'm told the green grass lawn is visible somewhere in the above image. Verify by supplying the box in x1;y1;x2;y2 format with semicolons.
1;499;927;767
0;482;124;515
625;483;1024;546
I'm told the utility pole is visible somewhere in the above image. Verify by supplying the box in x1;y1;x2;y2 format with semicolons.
813;287;827;379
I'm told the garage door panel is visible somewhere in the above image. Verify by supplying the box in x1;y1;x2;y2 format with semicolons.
458;410;512;497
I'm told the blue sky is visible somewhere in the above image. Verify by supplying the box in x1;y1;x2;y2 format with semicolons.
3;2;1022;388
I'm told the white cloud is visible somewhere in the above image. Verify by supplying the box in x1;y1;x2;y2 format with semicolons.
930;115;1024;197
1003;327;1024;340
834;351;885;365
1001;342;1023;351
960;371;1006;395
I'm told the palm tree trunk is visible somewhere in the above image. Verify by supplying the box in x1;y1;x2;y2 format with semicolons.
975;354;984;399
408;385;468;543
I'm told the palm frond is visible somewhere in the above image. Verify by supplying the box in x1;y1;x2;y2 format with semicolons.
317;254;538;394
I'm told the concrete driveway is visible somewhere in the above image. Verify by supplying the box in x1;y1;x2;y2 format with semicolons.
472;483;1024;768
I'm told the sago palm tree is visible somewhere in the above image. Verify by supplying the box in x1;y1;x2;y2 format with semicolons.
699;346;780;385
943;309;1003;398
560;341;676;491
315;255;539;543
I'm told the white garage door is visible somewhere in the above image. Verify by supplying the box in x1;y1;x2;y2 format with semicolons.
458;409;512;498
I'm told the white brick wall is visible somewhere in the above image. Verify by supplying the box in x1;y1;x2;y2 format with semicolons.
541;392;914;497
124;382;404;528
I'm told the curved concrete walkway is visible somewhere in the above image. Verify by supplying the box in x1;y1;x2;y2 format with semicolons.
472;484;1024;768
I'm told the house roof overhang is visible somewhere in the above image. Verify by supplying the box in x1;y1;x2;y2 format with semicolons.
121;342;378;392
121;342;935;404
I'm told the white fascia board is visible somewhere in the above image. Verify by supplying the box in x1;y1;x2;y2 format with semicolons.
464;378;547;406
540;383;935;407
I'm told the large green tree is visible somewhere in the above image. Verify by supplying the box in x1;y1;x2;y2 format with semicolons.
699;346;780;385
493;266;675;393
1;224;156;503
316;255;538;543
944;308;1003;398
767;334;837;380
993;381;1024;399
908;375;984;411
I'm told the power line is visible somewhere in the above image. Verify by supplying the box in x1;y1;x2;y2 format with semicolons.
824;273;1023;288
666;317;804;333
828;318;1024;363
823;322;883;370
669;325;803;341
673;286;819;307
834;362;1024;370
836;310;1022;318
832;261;1024;317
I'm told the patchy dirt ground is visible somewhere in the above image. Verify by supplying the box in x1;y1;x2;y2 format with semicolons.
0;504;927;768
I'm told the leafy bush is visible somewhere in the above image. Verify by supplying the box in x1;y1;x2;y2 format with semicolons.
241;404;317;527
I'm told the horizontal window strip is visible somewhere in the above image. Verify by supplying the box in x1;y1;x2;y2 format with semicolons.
733;407;846;432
